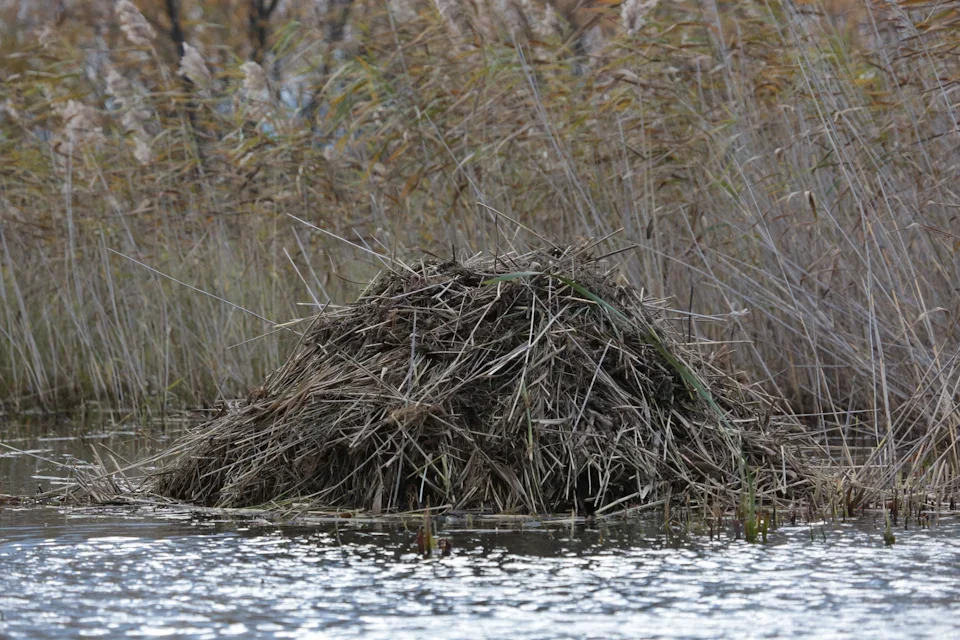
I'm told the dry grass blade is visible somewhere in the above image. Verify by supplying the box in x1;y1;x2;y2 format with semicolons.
150;245;814;514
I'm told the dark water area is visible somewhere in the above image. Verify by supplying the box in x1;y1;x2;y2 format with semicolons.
0;418;183;496
2;422;959;639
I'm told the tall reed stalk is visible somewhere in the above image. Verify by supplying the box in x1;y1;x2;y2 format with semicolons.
0;1;957;497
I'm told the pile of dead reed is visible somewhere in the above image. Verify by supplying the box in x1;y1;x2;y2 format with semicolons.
150;246;815;514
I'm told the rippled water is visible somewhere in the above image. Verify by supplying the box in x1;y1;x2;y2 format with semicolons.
2;425;959;639
3;508;959;639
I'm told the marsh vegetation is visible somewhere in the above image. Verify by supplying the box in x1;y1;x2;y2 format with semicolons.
1;0;958;508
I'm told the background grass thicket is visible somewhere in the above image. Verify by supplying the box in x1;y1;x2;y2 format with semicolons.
1;0;958;489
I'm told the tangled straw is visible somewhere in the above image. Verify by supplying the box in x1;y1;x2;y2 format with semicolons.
151;246;814;513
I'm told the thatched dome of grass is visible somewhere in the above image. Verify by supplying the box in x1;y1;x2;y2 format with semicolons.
152;246;809;514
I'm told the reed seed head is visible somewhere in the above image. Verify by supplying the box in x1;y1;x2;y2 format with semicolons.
497;0;529;41
529;1;564;39
240;61;272;120
178;42;212;86
58;100;106;151
35;23;57;50
433;0;470;40
132;136;153;165
240;61;268;97
388;0;418;23
120;108;149;136
116;0;156;48
581;24;606;57
104;67;131;106
621;0;659;36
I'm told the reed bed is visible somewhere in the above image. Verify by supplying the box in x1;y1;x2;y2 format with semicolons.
1;1;959;501
151;246;812;513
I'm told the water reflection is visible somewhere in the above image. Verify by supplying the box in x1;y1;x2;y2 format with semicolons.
1;505;958;640
0;419;183;496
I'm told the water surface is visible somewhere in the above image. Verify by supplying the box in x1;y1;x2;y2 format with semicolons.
2;423;958;639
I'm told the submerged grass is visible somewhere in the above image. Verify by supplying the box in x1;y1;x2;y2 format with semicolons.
1;1;959;501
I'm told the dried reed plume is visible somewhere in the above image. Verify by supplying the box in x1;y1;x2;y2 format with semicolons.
581;25;607;57
497;0;530;41
105;67;129;102
388;0;419;23
621;0;659;36
433;0;471;41
151;246;813;513
57;100;105;153
35;23;57;50
105;66;153;165
131;138;152;165
240;61;272;121
528;1;564;40
240;61;268;96
116;0;156;48
178;42;211;86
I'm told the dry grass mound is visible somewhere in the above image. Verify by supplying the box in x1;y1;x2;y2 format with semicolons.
151;246;812;514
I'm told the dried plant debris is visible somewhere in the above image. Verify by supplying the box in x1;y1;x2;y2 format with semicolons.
151;245;813;514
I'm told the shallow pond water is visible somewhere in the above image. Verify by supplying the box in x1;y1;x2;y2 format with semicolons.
2;423;959;639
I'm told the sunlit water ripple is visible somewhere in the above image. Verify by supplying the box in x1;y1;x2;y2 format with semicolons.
1;508;958;639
